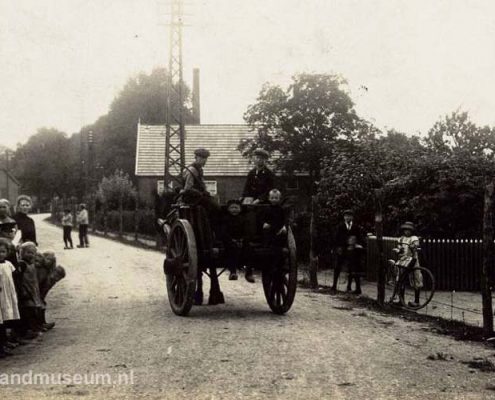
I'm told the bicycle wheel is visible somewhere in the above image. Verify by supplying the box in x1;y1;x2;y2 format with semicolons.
398;267;435;310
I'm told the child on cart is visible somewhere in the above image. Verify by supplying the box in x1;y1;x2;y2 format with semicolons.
388;221;423;307
220;200;253;282
262;189;287;247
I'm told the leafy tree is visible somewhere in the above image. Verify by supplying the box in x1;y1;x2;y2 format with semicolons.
87;68;195;179
241;73;371;190
426;110;495;158
96;169;136;210
96;169;137;236
10;128;76;202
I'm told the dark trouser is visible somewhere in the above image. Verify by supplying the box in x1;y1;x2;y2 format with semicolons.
19;307;40;334
263;229;287;248
347;274;361;291
332;250;344;289
224;244;245;274
0;324;6;348
63;226;73;248
79;224;89;246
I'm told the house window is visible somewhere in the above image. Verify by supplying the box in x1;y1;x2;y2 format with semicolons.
204;181;217;196
157;180;164;194
286;177;298;190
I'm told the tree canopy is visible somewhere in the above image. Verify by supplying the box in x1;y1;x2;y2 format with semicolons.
317;111;495;238
241;73;373;189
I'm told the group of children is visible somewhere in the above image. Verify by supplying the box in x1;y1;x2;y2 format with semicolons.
220;188;288;283
61;204;90;249
0;198;66;358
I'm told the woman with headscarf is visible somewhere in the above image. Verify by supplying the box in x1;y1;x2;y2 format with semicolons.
13;195;37;246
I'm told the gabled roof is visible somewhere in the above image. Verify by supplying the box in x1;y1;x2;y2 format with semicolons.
0;168;20;186
135;123;256;176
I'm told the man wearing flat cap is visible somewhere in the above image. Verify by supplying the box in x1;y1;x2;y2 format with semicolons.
183;147;210;193
242;148;275;204
332;209;365;293
181;147;219;225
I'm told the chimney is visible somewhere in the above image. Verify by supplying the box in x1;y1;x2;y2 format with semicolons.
192;68;200;125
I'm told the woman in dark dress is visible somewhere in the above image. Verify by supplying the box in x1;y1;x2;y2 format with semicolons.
13;195;37;246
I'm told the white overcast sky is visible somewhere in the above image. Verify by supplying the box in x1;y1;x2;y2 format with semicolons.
1;0;495;148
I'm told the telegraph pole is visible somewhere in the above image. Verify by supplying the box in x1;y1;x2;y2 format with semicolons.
5;150;10;202
164;0;186;189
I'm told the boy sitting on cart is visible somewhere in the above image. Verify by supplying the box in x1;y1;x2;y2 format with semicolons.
262;189;287;247
219;199;255;283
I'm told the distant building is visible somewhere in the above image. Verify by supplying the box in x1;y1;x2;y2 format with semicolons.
0;168;20;205
134;123;310;207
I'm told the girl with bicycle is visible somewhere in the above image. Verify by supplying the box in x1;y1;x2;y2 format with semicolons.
389;221;423;307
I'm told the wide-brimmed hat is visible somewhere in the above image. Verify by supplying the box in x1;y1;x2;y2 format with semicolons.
400;221;415;231
253;148;270;159
343;209;354;216
194;148;210;158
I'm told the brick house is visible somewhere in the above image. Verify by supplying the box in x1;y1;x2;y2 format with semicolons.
134;123;310;208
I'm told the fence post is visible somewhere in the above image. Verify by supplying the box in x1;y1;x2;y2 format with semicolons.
103;205;108;237
91;196;97;233
118;194;124;238
134;202;139;242
375;189;386;306
481;179;494;337
308;195;319;289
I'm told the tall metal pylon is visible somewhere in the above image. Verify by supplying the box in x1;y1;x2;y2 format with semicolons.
164;0;186;189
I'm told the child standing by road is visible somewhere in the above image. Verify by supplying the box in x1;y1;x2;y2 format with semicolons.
76;204;89;248
0;238;20;357
389;222;423;307
17;242;43;338
344;235;365;295
62;209;74;249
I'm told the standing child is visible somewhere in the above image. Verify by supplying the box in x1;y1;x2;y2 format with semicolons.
389;222;423;307
220;200;248;281
17;242;43;338
35;251;65;331
62;209;74;249
0;238;20;357
76;204;89;248
343;235;365;295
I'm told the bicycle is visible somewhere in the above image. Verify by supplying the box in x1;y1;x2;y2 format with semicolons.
385;242;435;310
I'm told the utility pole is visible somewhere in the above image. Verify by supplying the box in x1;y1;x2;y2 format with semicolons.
5;150;10;203
164;0;186;189
375;189;386;306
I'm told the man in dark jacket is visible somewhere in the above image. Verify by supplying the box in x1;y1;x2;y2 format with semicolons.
242;148;275;204
331;209;365;293
181;147;220;228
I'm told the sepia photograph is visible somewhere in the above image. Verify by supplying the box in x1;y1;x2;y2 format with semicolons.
1;0;495;399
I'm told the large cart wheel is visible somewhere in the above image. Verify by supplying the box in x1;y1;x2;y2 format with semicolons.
166;219;198;316
262;227;298;315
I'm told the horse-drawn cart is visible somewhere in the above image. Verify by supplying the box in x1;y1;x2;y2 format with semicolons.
162;201;297;316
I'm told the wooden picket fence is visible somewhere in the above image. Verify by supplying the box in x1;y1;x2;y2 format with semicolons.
366;236;493;291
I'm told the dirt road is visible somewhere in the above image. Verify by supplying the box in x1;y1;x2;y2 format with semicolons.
1;215;495;399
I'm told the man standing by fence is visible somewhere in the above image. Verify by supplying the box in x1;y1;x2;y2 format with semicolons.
331;209;365;293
